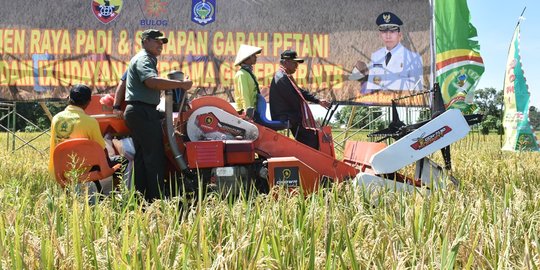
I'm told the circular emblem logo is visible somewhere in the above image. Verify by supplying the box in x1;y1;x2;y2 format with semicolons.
205;116;213;125
55;119;75;140
373;76;382;86
194;2;213;19
192;0;215;25
282;169;291;179
91;0;123;24
441;67;481;114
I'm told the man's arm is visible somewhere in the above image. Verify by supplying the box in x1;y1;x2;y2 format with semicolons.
144;77;193;91
299;87;331;109
114;79;126;105
113;78;126;117
366;50;383;91
135;56;194;91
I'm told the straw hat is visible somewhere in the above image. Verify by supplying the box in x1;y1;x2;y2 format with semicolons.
234;44;262;66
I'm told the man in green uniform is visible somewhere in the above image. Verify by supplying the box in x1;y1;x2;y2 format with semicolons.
124;29;193;201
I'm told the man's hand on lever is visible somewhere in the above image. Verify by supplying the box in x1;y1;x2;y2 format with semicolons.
319;99;331;109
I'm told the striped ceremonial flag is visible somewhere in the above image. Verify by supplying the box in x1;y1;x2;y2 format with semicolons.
434;0;484;114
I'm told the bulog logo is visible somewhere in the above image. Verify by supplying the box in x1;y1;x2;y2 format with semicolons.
141;0;169;26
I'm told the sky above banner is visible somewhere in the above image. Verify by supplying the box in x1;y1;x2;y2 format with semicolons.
468;0;540;109
0;0;430;106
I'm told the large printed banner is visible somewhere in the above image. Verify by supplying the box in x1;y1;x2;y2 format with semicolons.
0;0;430;106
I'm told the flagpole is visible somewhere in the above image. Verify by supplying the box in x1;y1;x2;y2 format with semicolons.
516;7;526;27
430;0;436;94
430;0;436;110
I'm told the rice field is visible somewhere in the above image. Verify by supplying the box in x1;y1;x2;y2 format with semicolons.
0;132;539;269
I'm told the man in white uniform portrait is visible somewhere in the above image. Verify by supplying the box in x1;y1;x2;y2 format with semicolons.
366;11;423;92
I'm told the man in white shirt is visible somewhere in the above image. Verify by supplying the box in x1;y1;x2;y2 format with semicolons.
366;12;423;91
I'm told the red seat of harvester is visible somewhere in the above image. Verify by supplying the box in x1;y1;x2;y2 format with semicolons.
53;138;121;187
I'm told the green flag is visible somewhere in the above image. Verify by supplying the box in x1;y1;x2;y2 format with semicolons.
435;0;484;114
502;22;539;152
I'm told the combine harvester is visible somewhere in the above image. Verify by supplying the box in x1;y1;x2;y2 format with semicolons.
57;81;481;195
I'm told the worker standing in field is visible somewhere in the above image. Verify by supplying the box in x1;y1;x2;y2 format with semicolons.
233;44;263;116
124;29;193;201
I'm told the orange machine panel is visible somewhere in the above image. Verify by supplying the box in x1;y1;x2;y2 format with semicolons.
253;125;359;185
267;157;320;194
224;140;255;164
85;95;112;115
342;141;387;173
186;141;225;168
95;116;130;136
86;95;130;135
318;126;335;157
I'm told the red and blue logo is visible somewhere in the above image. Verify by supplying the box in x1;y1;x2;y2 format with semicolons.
191;0;216;26
92;0;123;24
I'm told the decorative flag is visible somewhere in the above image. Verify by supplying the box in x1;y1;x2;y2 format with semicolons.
434;0;484;114
501;22;539;151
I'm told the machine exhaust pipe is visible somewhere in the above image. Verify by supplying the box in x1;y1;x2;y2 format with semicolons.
166;71;188;171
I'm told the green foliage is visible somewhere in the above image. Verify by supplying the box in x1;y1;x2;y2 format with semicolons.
417;108;431;122
529;106;540;131
479;115;503;135
0;102;65;132
474;87;503;118
474;87;505;134
334;106;385;129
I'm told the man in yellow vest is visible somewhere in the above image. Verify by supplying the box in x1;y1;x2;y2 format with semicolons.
233;44;262;115
49;84;125;191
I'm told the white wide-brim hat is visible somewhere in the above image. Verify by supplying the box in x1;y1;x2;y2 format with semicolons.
234;44;262;66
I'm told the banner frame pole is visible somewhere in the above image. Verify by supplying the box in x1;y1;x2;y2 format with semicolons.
38;102;53;122
430;0;436;93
